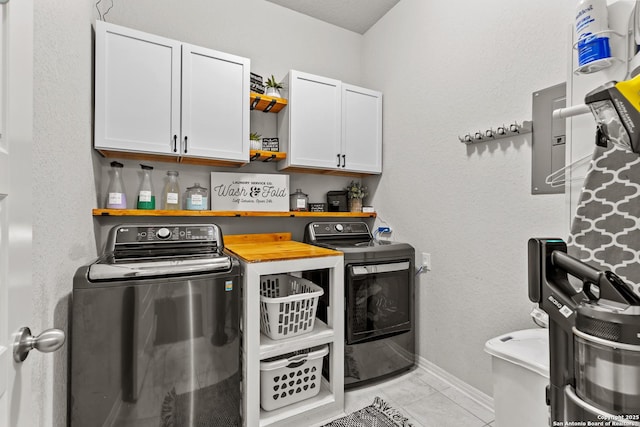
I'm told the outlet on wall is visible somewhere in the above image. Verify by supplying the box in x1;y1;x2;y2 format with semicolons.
421;252;431;271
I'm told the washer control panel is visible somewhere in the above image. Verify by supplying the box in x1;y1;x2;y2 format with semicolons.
112;224;218;245
308;222;370;238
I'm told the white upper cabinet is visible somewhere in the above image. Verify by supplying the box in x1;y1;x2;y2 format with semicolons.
278;70;342;170
94;21;249;163
94;21;181;156
277;70;382;175
181;44;249;161
342;84;382;174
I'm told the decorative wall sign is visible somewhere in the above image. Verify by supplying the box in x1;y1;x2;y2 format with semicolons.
309;203;326;212
261;137;279;152
210;172;289;211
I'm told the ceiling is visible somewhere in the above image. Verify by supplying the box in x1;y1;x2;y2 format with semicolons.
265;0;401;34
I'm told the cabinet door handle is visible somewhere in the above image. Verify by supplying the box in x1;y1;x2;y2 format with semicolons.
336;154;341;167
341;154;346;168
184;136;188;154
173;135;177;153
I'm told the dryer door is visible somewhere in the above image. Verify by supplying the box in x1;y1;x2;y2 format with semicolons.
346;260;412;344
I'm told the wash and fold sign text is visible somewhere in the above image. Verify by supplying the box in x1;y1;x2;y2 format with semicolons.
210;172;289;211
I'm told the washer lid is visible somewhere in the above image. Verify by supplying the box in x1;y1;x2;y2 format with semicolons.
87;255;232;281
484;328;549;378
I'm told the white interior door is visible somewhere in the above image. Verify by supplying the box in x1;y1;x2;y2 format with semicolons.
0;2;9;421
0;1;36;425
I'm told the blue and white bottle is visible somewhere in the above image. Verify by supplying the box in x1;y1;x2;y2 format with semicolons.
575;0;611;68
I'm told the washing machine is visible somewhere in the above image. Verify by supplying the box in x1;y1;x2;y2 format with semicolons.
70;224;241;426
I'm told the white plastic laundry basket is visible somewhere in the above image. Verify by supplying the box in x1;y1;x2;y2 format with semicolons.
259;345;328;411
259;274;323;340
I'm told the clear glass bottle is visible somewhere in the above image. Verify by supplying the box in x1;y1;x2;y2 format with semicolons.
136;164;155;210
106;161;127;209
163;170;180;210
289;188;308;211
184;183;209;210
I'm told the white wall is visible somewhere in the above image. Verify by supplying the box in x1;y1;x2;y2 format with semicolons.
33;1;95;425
362;0;575;394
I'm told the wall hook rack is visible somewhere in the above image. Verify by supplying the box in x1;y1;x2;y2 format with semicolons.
458;120;532;144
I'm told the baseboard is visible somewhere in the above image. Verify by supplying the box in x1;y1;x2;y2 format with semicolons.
416;355;494;412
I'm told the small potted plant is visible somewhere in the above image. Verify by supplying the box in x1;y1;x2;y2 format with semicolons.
249;131;262;150
264;75;283;98
345;180;367;212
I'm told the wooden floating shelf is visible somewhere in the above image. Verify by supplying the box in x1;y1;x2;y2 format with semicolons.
93;209;376;218
249;150;286;162
249;92;288;113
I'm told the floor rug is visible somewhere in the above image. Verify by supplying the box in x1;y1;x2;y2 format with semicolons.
321;397;414;427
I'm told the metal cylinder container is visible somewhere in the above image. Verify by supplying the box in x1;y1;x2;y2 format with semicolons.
574;329;640;415
573;301;640;418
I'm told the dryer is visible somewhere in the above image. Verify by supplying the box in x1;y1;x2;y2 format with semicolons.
304;221;416;388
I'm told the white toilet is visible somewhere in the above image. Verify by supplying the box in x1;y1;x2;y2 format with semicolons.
484;328;550;427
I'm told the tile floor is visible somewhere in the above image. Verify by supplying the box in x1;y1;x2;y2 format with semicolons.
316;367;495;427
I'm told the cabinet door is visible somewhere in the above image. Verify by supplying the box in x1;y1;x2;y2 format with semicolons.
342;84;382;174
181;44;249;162
94;21;181;156
288;71;342;170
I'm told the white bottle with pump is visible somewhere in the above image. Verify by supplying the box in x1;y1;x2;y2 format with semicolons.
575;0;611;71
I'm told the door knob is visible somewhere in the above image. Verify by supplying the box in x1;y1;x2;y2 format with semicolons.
13;327;65;363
